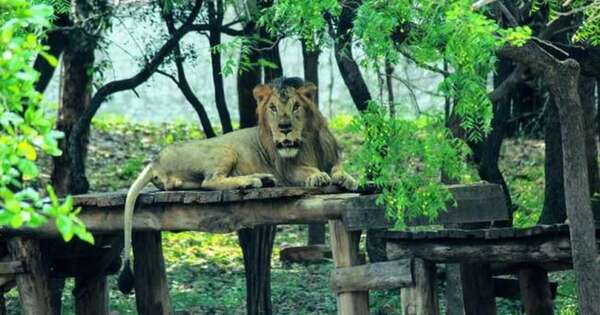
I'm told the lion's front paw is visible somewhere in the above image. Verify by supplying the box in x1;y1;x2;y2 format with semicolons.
332;172;358;191
305;172;331;187
239;177;264;189
251;173;278;187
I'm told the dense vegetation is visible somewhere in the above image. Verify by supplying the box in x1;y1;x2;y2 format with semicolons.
1;0;600;314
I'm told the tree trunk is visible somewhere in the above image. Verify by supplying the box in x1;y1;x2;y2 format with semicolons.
237;26;261;129
539;98;567;224
385;59;395;116
551;60;600;315
208;0;233;133
7;238;53;315
163;6;216;138
301;40;320;105
301;40;325;245
580;76;599;195
238;226;276;315
476;58;515;221
51;30;95;195
33;12;71;94
235;20;281;314
332;0;371;111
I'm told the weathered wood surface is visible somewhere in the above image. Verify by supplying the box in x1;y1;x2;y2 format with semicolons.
331;259;413;293
3;192;360;237
280;245;332;263
329;220;369;315
1;183;507;237
461;263;496;315
133;231;171;315
401;259;439;315
7;238;53;315
73;276;108;315
519;267;555;315
385;224;600;263
0;262;24;275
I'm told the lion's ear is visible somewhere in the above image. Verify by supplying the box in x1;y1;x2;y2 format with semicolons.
253;84;272;104
297;82;317;102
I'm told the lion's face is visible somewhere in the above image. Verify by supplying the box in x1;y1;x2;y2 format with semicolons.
254;80;317;159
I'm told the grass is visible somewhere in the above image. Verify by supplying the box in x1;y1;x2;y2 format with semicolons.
9;115;578;314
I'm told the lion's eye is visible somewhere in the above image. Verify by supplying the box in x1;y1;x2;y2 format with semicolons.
293;103;301;112
269;105;277;112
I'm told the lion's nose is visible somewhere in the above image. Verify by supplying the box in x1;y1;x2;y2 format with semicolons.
279;122;293;135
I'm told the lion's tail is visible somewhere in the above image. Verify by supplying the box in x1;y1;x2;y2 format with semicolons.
118;162;154;294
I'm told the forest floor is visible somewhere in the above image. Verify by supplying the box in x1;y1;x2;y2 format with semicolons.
7;115;578;314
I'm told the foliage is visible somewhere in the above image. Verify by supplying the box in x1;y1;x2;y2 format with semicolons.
258;0;340;49
0;0;92;243
573;1;600;45
348;103;472;227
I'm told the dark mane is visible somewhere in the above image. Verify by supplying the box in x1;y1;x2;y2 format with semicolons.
268;77;305;102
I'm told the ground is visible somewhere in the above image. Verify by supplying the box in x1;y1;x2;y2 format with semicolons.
6;115;578;314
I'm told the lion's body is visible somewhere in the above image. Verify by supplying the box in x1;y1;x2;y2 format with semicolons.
119;77;357;293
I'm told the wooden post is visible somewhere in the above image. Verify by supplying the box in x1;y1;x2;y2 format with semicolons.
329;220;368;315
400;259;439;315
133;231;171;315
73;276;108;315
7;238;53;315
519;267;554;315
461;263;496;315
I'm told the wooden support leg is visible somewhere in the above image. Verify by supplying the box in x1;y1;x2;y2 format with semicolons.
328;220;368;315
401;259;439;315
7;237;53;315
133;231;171;315
238;225;277;315
73;276;108;315
461;263;496;315
444;264;465;315
519;267;554;315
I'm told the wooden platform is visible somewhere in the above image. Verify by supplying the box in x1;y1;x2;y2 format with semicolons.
382;223;600;265
0;182;508;237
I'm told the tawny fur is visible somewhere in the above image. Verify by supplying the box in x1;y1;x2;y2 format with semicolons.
121;77;357;285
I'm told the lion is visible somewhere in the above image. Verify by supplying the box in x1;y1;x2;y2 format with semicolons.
118;77;357;293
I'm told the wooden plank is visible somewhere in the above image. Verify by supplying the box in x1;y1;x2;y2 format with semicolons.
71;186;348;207
329;220;369;315
519;267;555;314
400;259;439;315
386;234;577;263
342;194;390;231
331;260;413;293
2;193;362;237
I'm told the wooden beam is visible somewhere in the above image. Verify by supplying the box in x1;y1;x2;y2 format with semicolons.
2;193;359;237
331;259;413;293
387;235;575;263
329;220;369;315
